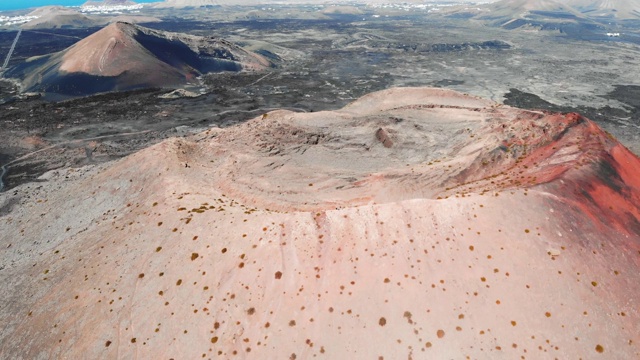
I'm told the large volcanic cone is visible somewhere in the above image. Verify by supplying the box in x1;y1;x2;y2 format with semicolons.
5;22;270;96
0;88;638;358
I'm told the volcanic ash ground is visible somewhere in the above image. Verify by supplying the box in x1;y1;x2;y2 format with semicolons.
0;87;639;359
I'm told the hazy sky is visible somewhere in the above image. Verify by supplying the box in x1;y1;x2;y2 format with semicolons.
0;0;159;11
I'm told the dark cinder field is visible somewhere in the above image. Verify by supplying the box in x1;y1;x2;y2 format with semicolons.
1;7;640;189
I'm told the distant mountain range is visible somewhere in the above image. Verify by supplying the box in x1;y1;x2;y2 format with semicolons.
17;5;159;29
439;0;639;31
23;6;96;29
564;0;640;19
144;0;640;20
484;0;583;18
481;0;640;20
476;0;593;28
4;22;271;96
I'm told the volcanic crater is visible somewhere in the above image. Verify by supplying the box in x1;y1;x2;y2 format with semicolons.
0;87;638;359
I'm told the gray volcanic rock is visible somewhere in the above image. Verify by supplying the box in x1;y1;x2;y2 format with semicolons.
0;87;639;359
4;22;270;96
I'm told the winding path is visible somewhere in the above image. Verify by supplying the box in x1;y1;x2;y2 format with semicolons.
0;165;6;192
1;29;22;71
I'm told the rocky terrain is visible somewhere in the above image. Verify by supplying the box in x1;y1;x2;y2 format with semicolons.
2;11;640;190
3;21;271;97
0;87;638;359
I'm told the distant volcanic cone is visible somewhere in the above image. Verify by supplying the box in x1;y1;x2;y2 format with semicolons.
476;0;595;28
565;0;640;19
488;0;582;14
4;22;270;96
0;88;639;358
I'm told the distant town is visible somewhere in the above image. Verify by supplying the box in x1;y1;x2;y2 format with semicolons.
0;3;146;27
79;3;144;14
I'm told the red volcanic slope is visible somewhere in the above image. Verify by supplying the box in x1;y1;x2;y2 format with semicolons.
0;88;638;359
447;110;640;236
59;22;184;79
58;21;268;80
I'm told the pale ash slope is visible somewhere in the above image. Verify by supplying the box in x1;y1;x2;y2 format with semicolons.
565;0;640;19
0;88;639;359
475;0;640;20
23;6;159;29
23;6;97;29
479;0;587;19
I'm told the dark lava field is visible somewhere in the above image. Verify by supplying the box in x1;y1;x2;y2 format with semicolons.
1;9;640;190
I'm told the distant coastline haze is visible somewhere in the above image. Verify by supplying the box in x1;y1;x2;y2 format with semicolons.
0;0;158;11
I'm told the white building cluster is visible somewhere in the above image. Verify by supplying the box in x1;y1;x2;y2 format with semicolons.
368;2;461;12
0;15;38;27
80;3;144;15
